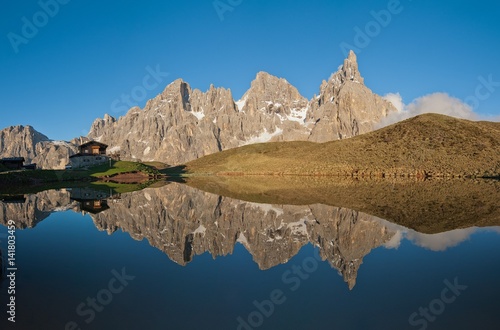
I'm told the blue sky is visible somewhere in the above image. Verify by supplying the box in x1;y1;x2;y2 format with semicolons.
1;0;499;140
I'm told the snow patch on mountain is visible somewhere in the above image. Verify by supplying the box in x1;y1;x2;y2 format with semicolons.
243;127;283;145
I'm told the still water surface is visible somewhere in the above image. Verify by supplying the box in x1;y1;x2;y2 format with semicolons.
0;182;499;329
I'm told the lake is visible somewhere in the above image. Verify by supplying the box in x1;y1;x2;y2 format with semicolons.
1;180;499;329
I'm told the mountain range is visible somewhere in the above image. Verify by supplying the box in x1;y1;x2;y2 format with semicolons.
0;51;395;169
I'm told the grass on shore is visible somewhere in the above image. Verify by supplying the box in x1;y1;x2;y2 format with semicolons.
89;161;159;177
0;160;160;194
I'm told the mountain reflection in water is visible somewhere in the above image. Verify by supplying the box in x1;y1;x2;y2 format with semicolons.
1;179;499;291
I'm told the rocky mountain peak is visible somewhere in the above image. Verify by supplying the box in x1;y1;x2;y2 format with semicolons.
23;125;49;140
158;78;191;112
344;50;363;83
239;71;308;116
89;114;116;141
0;125;48;162
0;125;78;169
347;49;356;61
84;51;396;163
2;51;396;167
330;49;364;86
248;71;297;94
253;71;284;84
103;114;116;123
307;51;395;142
161;78;190;96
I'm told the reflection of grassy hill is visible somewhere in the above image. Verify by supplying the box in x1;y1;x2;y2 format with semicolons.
0;160;159;194
90;180;165;194
186;176;500;234
185;114;500;178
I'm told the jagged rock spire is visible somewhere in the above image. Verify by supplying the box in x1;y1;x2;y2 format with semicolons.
339;50;364;84
84;51;395;163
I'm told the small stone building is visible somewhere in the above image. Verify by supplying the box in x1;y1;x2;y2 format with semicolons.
68;141;109;169
79;141;108;155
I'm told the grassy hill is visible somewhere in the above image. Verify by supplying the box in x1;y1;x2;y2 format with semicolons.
184;114;500;178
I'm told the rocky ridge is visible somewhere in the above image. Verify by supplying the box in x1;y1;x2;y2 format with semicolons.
0;51;395;168
308;52;393;141
0;125;48;163
0;125;84;169
88;51;396;164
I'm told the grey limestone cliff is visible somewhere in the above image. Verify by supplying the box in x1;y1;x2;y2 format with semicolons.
88;51;396;164
0;125;48;163
1;52;395;168
0;125;80;169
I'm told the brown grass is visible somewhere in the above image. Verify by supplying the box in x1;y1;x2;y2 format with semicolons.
184;114;500;178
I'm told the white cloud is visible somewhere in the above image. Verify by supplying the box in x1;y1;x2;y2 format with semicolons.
383;230;403;249
383;93;404;112
383;228;474;252
407;227;500;251
407;93;476;119
381;227;475;252
379;92;477;128
406;228;476;251
374;216;500;252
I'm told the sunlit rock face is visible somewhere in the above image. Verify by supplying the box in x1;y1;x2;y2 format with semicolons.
88;51;395;165
0;125;80;169
307;51;395;142
0;125;48;163
1;52;394;168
